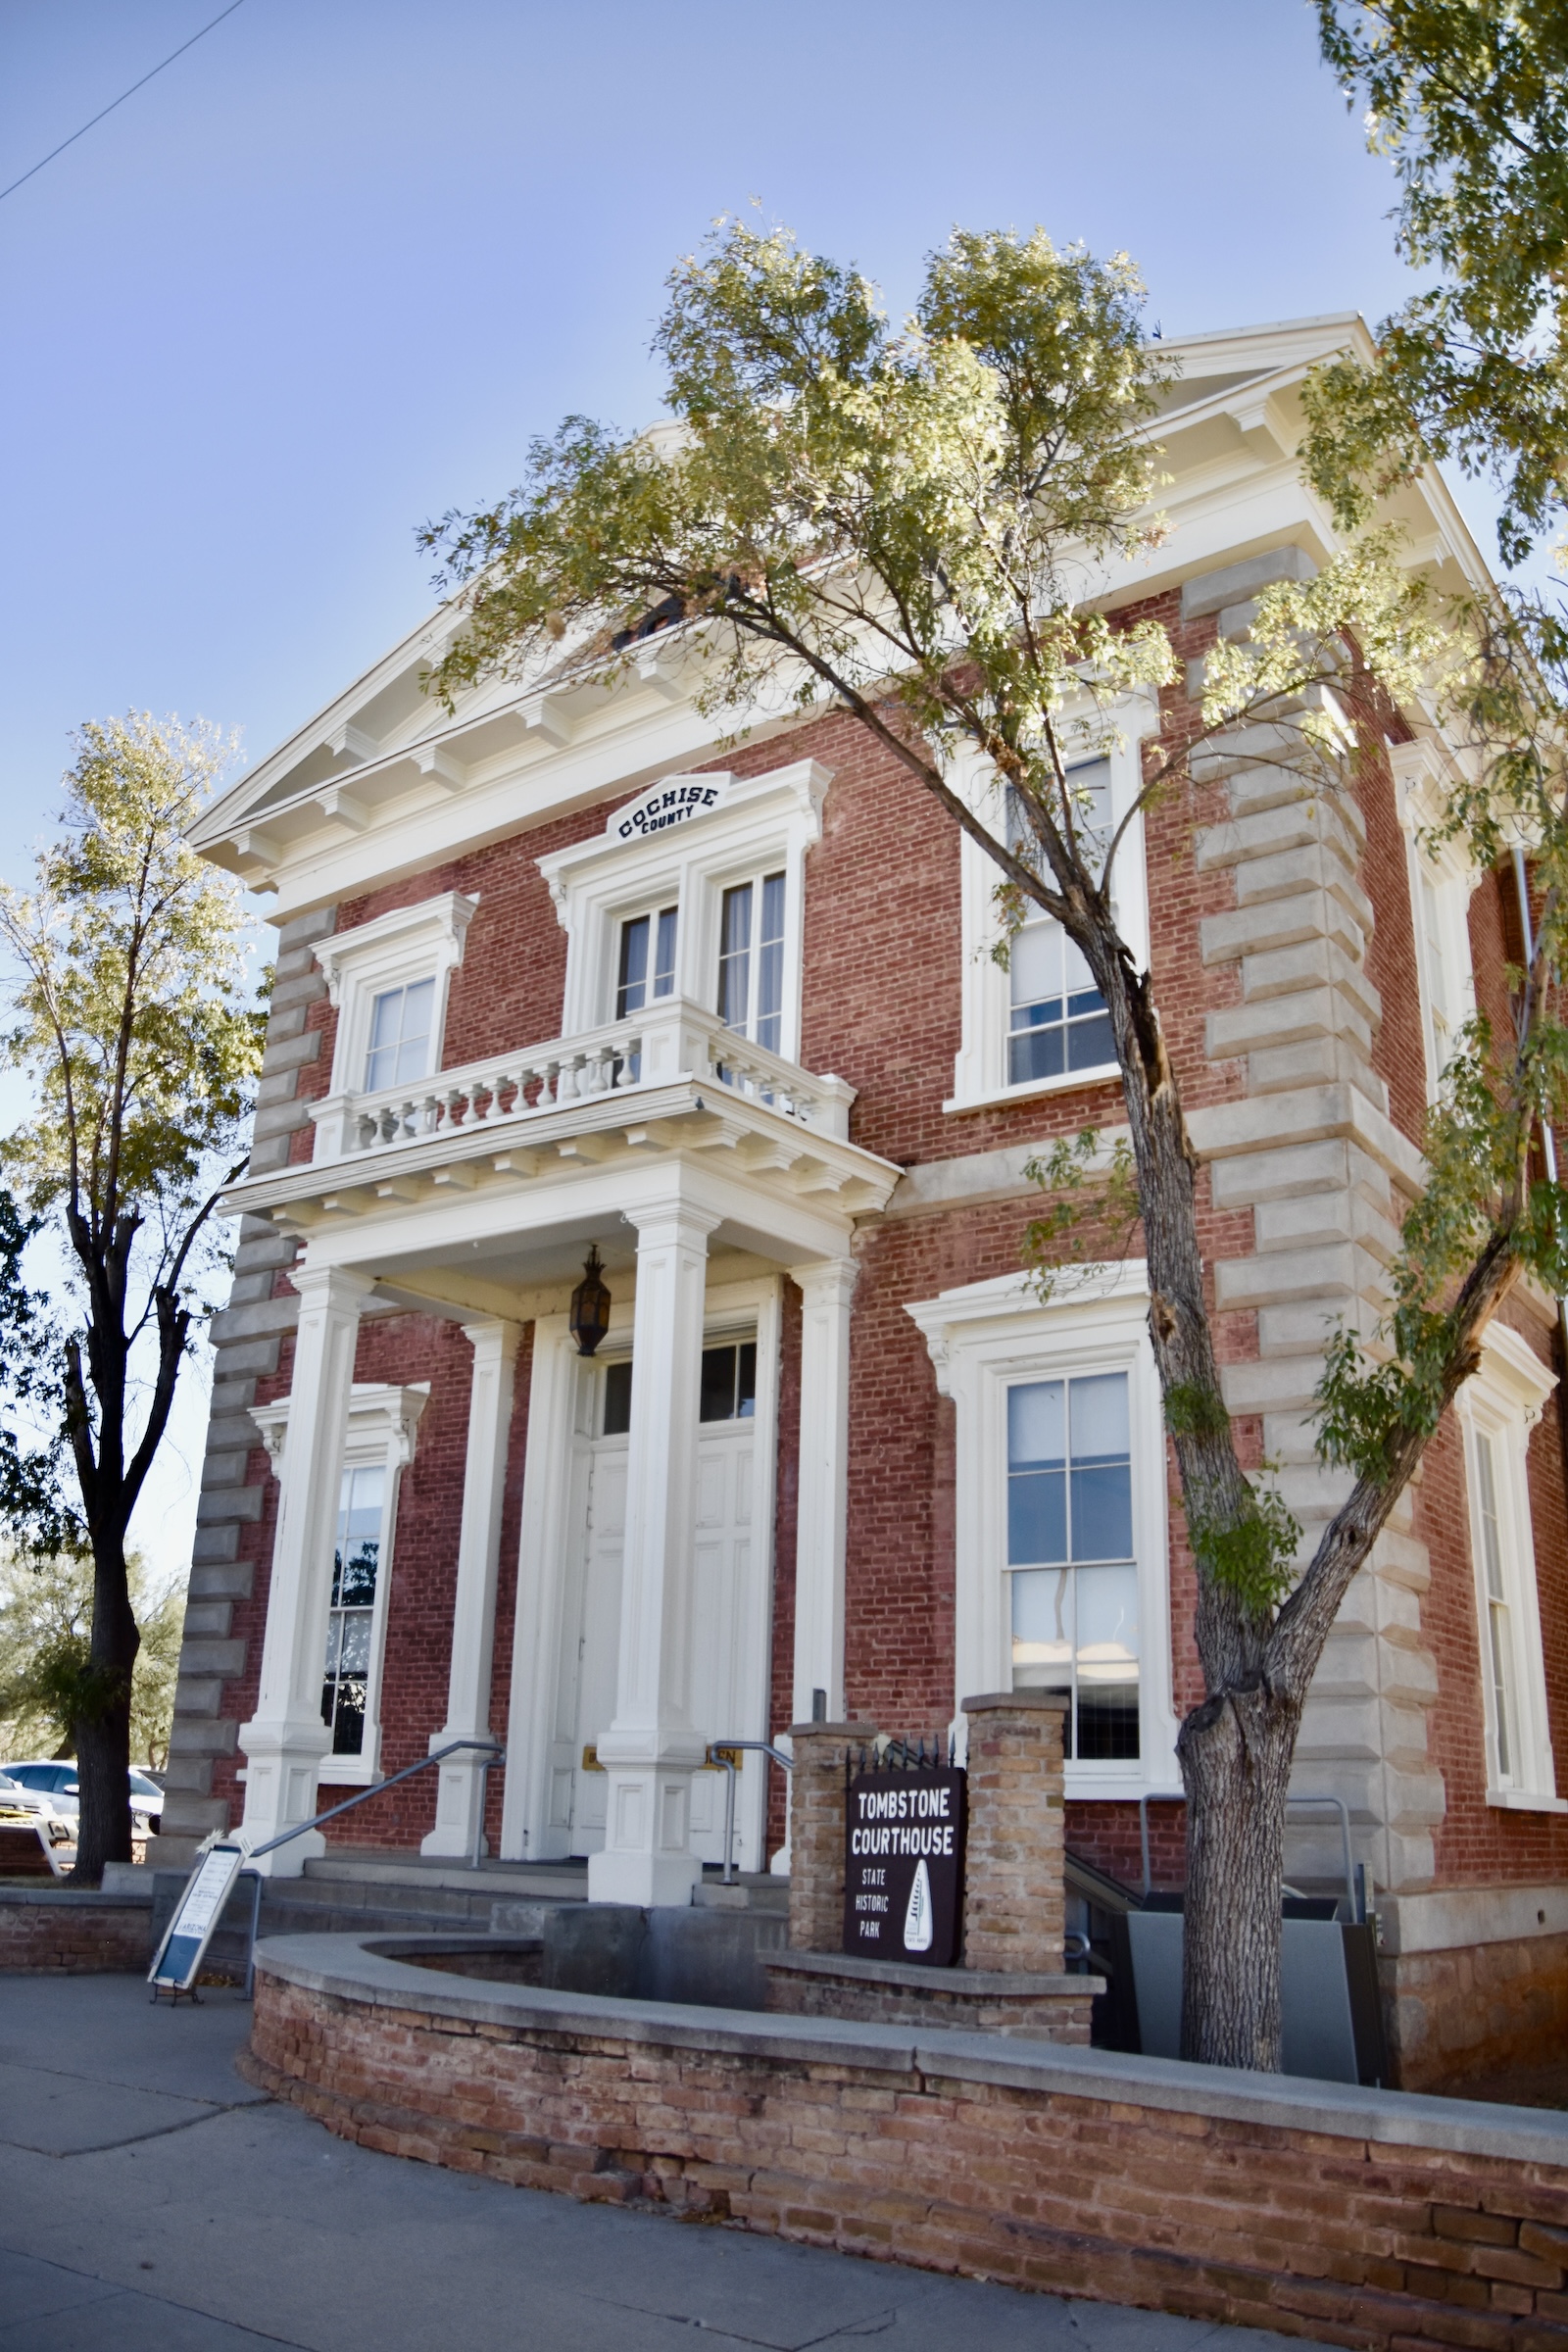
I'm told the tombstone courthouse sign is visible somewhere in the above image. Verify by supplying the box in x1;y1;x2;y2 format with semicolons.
843;1765;965;1966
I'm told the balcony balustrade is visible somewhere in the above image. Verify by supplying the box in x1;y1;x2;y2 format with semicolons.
307;999;855;1166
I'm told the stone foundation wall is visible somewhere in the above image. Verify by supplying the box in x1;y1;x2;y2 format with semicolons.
1385;1928;1568;2093
250;1945;1568;2351
0;1889;151;1971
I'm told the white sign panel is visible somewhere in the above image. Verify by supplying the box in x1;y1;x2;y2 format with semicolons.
609;772;731;844
149;1842;246;1991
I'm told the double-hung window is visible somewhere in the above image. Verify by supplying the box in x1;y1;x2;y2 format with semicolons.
1006;760;1116;1086
1006;1370;1140;1758
616;906;678;1017
905;1261;1177;1793
718;872;786;1052
250;1379;427;1785
364;978;436;1093
1393;742;1477;1103
1457;1325;1563;1808
321;1464;386;1758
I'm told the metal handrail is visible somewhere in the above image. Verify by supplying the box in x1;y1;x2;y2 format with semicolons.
237;1737;504;1996
707;1739;793;1887
1137;1787;1356;1911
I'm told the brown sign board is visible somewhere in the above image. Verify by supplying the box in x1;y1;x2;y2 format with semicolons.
843;1767;965;1967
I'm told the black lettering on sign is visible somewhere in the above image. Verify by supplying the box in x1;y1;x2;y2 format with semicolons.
842;1767;965;1967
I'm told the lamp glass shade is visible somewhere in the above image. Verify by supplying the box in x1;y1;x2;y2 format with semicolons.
569;1247;612;1356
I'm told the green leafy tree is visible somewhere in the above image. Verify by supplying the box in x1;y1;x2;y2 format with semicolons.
0;1189;82;1561
417;217;1490;2069
0;715;263;1882
0;1548;185;1772
1308;1;1568;566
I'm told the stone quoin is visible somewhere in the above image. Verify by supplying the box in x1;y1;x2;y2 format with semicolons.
155;312;1568;2090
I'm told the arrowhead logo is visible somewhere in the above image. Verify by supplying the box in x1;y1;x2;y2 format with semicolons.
903;1856;933;1953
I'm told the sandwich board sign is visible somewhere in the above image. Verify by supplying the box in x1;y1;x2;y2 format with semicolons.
843;1766;965;1967
149;1841;246;1995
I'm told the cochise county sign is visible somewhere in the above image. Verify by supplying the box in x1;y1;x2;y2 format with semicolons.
843;1765;966;1967
610;772;732;843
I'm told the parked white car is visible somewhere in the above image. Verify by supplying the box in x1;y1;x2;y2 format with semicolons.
1;1761;165;1836
0;1770;74;1847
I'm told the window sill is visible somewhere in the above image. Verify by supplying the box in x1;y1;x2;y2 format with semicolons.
318;1757;382;1789
1486;1787;1568;1813
1064;1769;1174;1803
944;1064;1121;1117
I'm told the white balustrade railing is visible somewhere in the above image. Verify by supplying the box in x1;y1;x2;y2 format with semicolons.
308;999;855;1164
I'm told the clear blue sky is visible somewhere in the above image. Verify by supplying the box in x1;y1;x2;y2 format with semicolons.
0;0;1452;1574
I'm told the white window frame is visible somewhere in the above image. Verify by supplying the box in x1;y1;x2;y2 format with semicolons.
1391;740;1478;1104
947;700;1156;1115
1455;1321;1564;1812
536;760;830;1060
905;1259;1177;1795
249;1381;429;1787
314;891;479;1100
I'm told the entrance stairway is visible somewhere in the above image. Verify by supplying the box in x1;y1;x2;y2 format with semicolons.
141;1846;788;1976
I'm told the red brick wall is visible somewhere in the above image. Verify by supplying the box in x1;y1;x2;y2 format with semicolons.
0;1895;151;1972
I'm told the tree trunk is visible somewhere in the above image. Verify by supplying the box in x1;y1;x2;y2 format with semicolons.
1178;1677;1301;2069
68;1538;139;1886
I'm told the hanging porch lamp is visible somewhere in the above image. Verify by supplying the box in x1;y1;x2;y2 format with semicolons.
569;1245;612;1356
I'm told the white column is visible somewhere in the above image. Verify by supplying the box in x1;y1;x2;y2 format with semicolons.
239;1265;373;1876
588;1200;718;1906
421;1318;521;1859
790;1257;858;1724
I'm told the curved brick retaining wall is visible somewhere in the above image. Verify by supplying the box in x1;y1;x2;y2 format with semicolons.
248;1934;1568;2348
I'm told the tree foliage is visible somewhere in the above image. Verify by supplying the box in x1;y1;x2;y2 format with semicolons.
0;1548;184;1770
1308;1;1568;565
0;713;263;1878
0;1190;81;1561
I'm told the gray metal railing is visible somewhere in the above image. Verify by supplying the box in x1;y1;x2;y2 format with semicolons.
237;1738;504;1996
707;1740;793;1886
1136;1788;1357;1913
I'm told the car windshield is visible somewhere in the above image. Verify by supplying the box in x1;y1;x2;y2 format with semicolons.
128;1772;159;1795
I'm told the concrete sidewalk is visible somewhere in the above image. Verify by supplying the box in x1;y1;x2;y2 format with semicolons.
0;1974;1317;2351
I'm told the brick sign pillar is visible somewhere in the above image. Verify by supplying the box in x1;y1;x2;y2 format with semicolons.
786;1722;867;1953
960;1690;1067;1973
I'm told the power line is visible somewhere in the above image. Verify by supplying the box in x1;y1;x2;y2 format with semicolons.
0;0;248;208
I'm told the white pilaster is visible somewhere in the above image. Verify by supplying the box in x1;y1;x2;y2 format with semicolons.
588;1199;719;1906
238;1265;373;1875
421;1318;521;1858
789;1257;858;1724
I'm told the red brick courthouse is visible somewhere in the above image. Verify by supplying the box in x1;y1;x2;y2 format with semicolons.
163;315;1568;2090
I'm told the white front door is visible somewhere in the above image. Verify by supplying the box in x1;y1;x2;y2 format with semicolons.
687;1413;760;1868
562;1340;769;1869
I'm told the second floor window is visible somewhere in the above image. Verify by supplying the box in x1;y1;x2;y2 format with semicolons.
1008;761;1115;1086
616;906;678;1017
718;872;786;1051
364;977;435;1092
